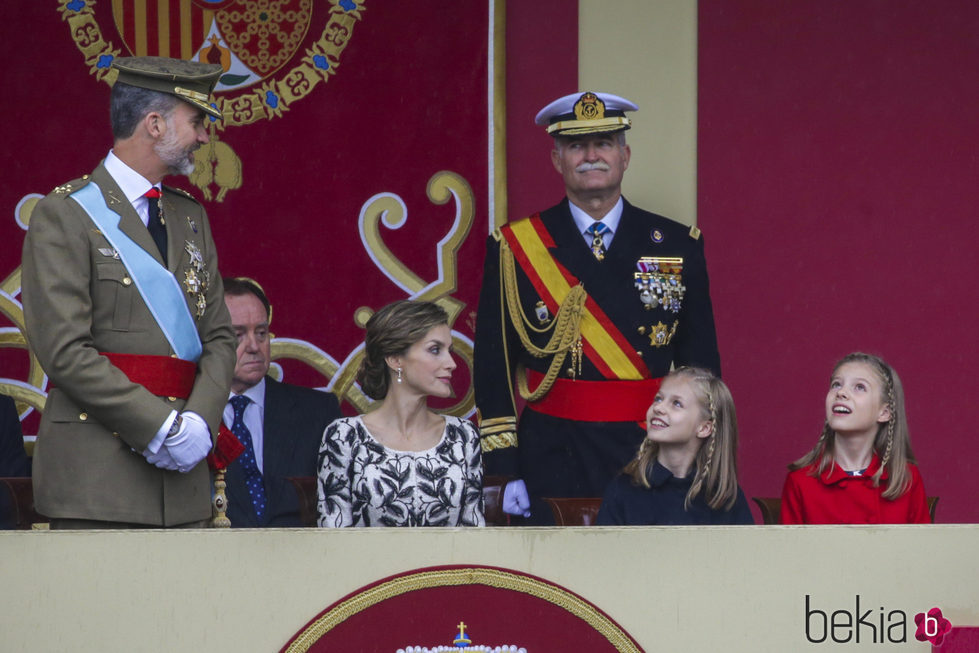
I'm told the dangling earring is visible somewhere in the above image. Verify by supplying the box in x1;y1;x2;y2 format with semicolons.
396;366;403;384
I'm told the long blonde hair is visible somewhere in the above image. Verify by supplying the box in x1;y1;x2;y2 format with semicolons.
624;367;741;511
789;352;915;500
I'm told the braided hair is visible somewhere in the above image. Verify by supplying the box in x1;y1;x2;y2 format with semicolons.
789;352;915;499
625;367;742;511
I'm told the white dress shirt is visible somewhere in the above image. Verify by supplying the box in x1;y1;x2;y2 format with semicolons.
103;149;158;227
568;196;624;250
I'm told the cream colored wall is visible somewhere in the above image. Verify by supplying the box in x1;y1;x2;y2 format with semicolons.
1;527;975;651
579;0;698;225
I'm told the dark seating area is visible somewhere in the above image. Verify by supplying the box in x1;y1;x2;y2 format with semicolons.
541;497;603;526
0;477;46;530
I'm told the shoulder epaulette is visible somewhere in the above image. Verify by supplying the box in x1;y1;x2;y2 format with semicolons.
51;174;92;197
688;225;702;240
163;185;200;202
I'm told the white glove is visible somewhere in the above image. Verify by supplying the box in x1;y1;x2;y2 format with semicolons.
164;411;212;473
142;411;180;470
502;479;531;517
144;445;180;471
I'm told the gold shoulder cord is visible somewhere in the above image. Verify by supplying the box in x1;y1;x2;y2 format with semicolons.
499;238;586;402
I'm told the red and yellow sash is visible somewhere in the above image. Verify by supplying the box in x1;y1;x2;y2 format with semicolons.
501;215;650;381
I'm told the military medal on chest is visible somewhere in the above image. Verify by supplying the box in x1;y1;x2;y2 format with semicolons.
634;257;686;312
183;240;209;318
535;300;551;325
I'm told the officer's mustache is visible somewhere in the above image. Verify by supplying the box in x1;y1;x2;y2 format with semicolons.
576;161;610;172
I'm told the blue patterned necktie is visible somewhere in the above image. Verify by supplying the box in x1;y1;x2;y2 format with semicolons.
230;395;267;520
586;222;610;261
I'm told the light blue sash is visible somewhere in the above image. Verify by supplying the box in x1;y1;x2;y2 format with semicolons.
71;182;203;362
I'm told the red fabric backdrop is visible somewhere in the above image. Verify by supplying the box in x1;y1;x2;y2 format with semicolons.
504;1;579;222
699;0;979;522
1;1;492;423
4;2;975;523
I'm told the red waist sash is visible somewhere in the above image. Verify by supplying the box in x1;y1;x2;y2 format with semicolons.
525;369;661;423
102;352;197;398
101;352;244;470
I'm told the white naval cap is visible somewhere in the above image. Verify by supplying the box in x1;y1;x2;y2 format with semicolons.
534;91;639;136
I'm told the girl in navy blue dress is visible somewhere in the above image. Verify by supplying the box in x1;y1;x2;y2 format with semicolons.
597;367;753;525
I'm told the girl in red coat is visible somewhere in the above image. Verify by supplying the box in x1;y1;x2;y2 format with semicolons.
780;352;929;524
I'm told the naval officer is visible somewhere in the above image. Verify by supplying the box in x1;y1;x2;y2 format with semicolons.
473;91;721;523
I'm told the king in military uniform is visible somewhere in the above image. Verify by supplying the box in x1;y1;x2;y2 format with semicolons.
21;57;237;528
473;91;721;523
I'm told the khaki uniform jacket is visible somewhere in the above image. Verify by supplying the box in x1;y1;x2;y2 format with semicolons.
21;162;236;526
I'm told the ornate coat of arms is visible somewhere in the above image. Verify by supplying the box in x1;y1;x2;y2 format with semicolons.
59;0;365;201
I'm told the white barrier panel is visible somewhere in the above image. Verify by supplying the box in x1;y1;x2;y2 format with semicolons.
1;526;977;651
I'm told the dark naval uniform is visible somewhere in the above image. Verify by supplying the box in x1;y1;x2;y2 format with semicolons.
473;197;720;519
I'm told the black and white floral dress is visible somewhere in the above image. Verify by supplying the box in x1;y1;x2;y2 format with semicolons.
316;415;484;527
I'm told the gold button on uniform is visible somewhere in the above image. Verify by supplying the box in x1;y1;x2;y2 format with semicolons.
122;277;132;286
167;396;177;402
79;412;88;421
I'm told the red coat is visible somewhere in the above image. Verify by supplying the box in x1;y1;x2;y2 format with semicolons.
780;454;929;524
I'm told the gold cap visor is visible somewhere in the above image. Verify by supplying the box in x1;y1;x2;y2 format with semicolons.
546;116;632;136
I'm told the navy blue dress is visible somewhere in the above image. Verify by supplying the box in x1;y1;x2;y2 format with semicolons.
597;461;753;525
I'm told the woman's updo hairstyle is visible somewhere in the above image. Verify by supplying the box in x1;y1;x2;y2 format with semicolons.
356;300;450;400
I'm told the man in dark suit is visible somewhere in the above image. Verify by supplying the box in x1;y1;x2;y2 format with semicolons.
21;57;236;528
473;91;721;523
222;277;341;527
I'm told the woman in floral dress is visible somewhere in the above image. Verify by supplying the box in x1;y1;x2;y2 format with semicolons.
316;300;483;527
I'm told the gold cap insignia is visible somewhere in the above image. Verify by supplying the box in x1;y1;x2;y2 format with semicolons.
574;92;604;121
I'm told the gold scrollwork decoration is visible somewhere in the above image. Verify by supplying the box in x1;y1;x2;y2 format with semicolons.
269;170;477;417
1;289;47;416
359;170;474;323
3;195;47;417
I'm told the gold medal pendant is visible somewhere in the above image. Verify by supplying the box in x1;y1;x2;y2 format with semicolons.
183;240;209;318
535;301;551;325
647;321;678;347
